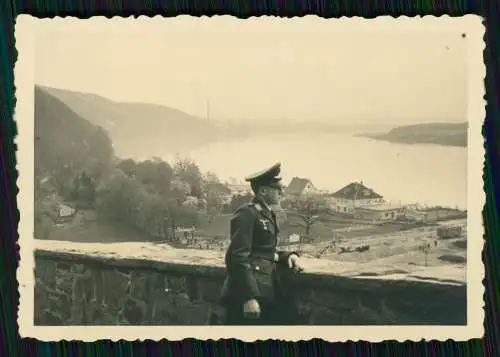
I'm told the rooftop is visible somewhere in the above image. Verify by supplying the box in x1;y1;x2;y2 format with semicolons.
331;182;383;200
204;182;232;195
286;177;314;195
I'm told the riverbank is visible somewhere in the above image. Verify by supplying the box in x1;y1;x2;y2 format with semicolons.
357;122;468;148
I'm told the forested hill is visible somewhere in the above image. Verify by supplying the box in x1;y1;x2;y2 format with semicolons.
40;86;220;158
35;86;114;196
39;86;401;158
34;86;204;241
359;122;468;147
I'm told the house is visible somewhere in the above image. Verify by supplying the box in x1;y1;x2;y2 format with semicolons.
51;202;77;224
328;181;384;212
202;182;233;210
204;182;232;198
403;208;429;223
418;207;467;222
286;177;317;196
355;204;404;222
181;196;207;210
58;203;76;218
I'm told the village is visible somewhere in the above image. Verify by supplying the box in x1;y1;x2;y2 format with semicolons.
160;177;466;271
42;174;467;275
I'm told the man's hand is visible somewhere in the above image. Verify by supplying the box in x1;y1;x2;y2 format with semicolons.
243;299;261;319
288;253;304;272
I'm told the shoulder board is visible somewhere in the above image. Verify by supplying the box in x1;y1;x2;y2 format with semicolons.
249;202;263;212
235;203;257;215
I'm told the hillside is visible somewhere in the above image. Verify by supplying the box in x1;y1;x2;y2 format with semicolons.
359;122;468;147
40;86;223;158
35;87;114;185
35;87;116;238
39;86;402;158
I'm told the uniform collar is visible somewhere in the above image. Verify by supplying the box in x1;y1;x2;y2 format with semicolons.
253;196;273;213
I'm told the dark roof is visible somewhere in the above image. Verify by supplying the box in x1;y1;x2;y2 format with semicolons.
330;182;383;200
286;177;313;195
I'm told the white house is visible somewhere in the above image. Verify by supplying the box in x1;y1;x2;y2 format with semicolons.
355;203;405;222
286;177;318;196
328;181;384;213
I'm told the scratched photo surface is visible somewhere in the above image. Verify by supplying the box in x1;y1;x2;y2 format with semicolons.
16;15;485;341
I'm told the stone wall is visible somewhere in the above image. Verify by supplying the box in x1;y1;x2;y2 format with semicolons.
34;240;467;325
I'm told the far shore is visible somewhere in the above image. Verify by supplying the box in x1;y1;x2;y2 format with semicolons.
356;122;468;148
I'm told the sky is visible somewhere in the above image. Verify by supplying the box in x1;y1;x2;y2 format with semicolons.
34;16;468;124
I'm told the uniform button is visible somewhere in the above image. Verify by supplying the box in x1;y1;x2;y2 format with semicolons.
255;266;260;271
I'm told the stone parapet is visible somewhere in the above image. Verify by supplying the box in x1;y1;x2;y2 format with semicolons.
33;240;467;325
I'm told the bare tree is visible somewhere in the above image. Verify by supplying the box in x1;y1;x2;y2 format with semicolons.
288;195;323;241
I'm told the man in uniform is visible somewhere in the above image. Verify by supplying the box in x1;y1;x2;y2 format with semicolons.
220;162;304;325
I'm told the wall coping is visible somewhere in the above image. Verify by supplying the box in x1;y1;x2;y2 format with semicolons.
33;240;466;290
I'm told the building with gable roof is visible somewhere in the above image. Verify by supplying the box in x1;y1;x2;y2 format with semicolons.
328;181;385;213
286;177;318;196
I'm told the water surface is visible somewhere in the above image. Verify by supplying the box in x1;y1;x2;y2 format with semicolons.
164;133;467;209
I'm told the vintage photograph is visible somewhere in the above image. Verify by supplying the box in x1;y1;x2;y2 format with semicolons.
16;15;485;341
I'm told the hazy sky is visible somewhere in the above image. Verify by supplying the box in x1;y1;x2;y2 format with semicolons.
34;16;468;124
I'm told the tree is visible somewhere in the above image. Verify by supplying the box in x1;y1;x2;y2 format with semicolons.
205;171;220;184
117;158;137;178
226;193;253;213
95;169;138;224
95;168;176;238
135;158;173;196
69;171;97;207
173;158;203;198
206;195;223;211
288;195;325;240
79;171;96;203
117;158;174;198
171;205;199;229
135;193;169;237
86;127;114;171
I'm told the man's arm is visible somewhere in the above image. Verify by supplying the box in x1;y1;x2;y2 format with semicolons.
276;250;300;265
225;207;260;301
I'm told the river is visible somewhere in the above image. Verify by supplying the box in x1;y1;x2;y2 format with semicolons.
163;133;467;210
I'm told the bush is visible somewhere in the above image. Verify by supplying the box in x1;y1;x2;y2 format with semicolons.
225;193;253;213
95;167;200;238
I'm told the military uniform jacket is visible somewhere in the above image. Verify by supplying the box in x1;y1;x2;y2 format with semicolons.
220;197;296;305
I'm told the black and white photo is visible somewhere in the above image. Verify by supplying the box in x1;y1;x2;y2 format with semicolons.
15;15;485;341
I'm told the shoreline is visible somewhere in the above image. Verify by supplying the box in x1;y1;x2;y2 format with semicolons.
357;133;468;148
